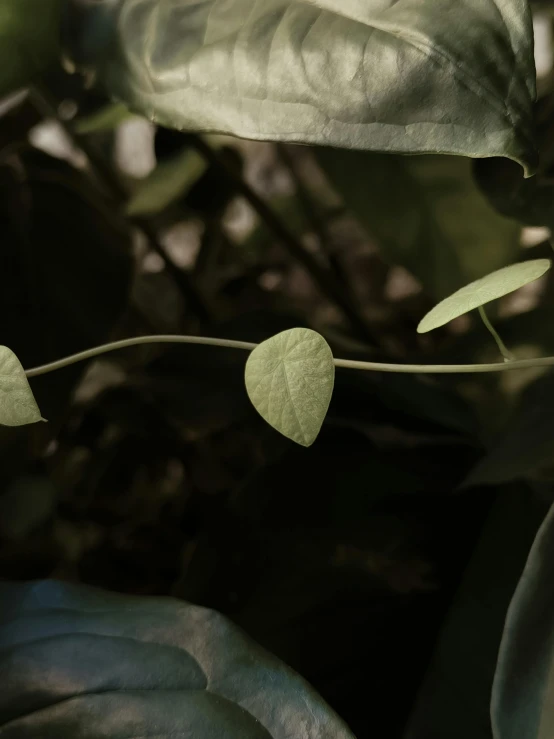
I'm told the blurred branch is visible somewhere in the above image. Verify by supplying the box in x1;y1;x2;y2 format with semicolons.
189;135;378;346
276;143;348;284
29;85;214;324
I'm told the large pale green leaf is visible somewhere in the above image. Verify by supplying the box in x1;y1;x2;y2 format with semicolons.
245;328;334;447
418;259;552;333
0;0;63;96
0;347;43;427
0;580;354;739
63;0;537;171
317;152;522;300
492;501;554;739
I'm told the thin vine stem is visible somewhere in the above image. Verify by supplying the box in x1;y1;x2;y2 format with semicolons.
23;335;554;378
477;305;515;362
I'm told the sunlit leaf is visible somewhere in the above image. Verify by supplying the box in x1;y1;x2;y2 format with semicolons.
126;148;207;217
417;259;552;333
74;102;137;134
0;580;355;739
0;346;43;427
245;328;334;447
63;0;537;172
491;501;554;739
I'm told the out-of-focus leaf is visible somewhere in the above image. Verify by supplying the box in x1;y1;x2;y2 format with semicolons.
418;259;551;332
0;0;63;96
126;147;207;216
407;485;549;739
474;157;554;229
63;0;537;172
491;500;554;739
0;347;43;427
465;371;554;487
0;579;355;739
0;475;56;540
73;101;137;134
317;152;521;299
245;328;335;447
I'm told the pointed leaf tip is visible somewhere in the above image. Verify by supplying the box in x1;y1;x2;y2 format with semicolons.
245;328;335;446
0;346;43;427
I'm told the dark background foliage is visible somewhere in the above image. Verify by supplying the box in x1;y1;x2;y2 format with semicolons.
2;5;554;736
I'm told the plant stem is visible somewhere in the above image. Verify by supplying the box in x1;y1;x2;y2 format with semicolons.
189;135;378;345
478;306;515;362
24;334;554;378
276;143;347;283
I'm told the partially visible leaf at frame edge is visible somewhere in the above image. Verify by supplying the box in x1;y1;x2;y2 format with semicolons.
316;151;522;300
0;0;63;97
406;485;549;739
126;147;207;217
418;259;552;333
0;346;43;427
63;0;537;173
0;580;355;739
491;500;554;739
245;328;335;447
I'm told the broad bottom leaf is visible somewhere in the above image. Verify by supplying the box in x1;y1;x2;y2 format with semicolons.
0;580;355;739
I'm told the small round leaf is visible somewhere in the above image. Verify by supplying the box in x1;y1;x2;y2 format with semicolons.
417;259;552;333
0;346;43;426
245;328;334;447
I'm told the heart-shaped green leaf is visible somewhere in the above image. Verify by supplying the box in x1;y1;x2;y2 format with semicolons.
417;259;552;333
0;580;355;739
0;346;43;427
62;0;537;172
245;328;334;447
